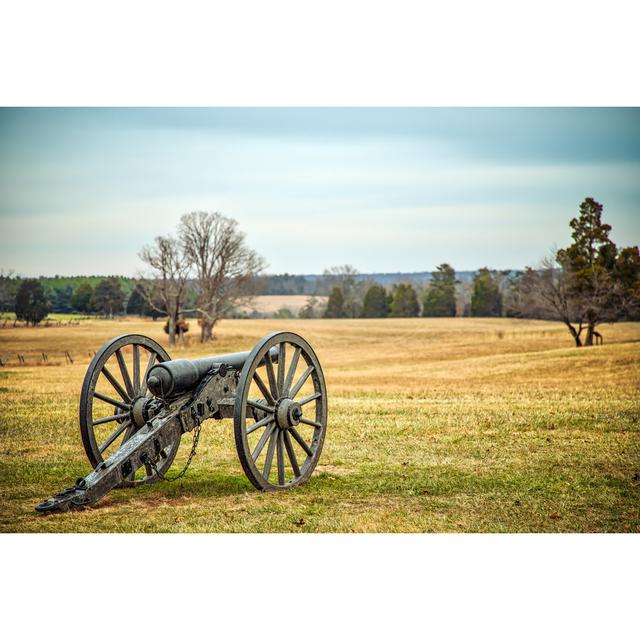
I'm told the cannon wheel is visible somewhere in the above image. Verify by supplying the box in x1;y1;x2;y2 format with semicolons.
234;332;328;491
79;334;180;487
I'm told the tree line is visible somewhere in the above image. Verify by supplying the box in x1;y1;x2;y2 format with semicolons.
1;276;144;326
314;198;640;346
2;199;638;347
318;263;504;319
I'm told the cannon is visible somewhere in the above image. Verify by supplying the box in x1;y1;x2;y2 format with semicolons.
35;331;328;513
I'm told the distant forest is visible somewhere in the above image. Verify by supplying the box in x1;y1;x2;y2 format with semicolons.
256;271;476;295
0;270;477;313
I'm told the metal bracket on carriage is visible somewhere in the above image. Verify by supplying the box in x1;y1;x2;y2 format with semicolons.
174;363;240;432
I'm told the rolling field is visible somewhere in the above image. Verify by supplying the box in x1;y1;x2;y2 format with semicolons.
238;294;327;315
0;317;639;532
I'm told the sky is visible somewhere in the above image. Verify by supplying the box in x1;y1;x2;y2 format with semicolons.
0;107;638;277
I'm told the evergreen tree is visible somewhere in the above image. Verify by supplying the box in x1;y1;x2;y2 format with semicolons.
91;278;125;317
614;246;640;320
422;263;457;317
362;284;389;317
471;268;502;317
324;286;346;318
0;272;19;313
71;283;94;313
52;285;74;313
555;197;639;344
390;283;420;317
15;280;49;325
126;284;152;316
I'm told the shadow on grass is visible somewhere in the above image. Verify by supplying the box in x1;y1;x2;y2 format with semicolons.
20;458;639;519
65;468;363;513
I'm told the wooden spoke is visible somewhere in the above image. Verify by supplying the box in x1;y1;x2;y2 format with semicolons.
262;429;278;479
264;352;278;399
289;365;314;399
283;430;301;477
115;349;135;398
132;345;140;393
299;417;323;429
92;413;126;427
246;415;275;435
289;426;313;457
252;423;277;461
253;371;275;406
247;399;275;414
277;343;286;395
93;391;130;412
140;352;157;395
101;365;130;402
283;346;301;396
276;430;285;485
98;419;131;453
298;392;321;406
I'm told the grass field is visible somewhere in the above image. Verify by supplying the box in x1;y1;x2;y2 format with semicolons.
0;317;639;532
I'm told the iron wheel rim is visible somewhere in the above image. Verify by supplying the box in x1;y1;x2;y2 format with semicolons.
79;333;180;487
234;331;328;491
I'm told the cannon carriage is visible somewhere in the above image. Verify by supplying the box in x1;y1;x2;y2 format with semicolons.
36;331;327;513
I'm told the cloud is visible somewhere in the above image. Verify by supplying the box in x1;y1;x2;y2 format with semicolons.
0;108;638;276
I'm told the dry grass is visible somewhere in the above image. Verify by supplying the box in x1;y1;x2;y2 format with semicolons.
1;317;639;532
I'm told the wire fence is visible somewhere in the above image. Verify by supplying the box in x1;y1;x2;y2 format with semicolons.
0;351;97;367
0;318;84;329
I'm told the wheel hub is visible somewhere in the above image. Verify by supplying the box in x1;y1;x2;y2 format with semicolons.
275;398;303;430
131;395;152;428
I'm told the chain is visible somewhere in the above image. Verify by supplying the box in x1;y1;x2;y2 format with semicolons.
146;421;202;482
144;366;221;482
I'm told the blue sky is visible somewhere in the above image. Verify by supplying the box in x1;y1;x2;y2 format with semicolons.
0;107;638;277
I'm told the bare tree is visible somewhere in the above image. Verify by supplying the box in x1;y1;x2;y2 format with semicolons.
322;265;364;318
516;257;588;346
179;211;265;342
514;254;628;347
138;235;191;346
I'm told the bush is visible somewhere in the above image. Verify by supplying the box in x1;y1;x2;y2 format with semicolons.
15;280;49;326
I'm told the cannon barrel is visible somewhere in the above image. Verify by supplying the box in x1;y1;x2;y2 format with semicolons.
146;347;279;398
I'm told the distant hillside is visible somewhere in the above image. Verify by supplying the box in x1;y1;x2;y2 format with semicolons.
258;271;477;295
2;271;480;300
37;275;137;294
0;275;138;313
